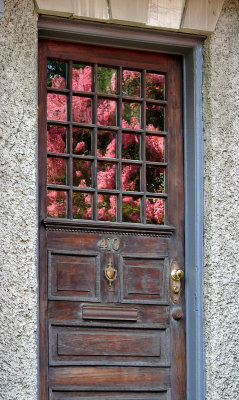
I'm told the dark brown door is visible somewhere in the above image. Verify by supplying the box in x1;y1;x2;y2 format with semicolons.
39;40;185;400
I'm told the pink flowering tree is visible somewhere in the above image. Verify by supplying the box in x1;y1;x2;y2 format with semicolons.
47;64;164;223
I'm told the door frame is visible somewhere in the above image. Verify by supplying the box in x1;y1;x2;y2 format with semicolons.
38;17;205;400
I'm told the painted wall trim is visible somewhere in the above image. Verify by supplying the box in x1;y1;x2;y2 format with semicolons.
38;17;205;399
35;0;224;34
184;43;205;400
0;0;3;19
38;16;206;50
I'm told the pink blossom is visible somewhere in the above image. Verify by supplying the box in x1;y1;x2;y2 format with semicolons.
74;141;85;153
72;66;92;92
146;198;164;224
47;157;65;185
108;195;116;217
47;125;66;153
72;96;91;123
146;135;164;162
47;93;66;121
51;75;66;89
122;164;139;191
97;164;115;189
47;190;66;218
104;138;116;158
97;99;116;126
110;72;116;93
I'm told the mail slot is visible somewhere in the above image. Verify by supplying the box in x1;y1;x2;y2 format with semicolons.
82;305;138;321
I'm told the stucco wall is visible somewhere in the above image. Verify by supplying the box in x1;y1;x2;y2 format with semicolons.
203;0;239;399
0;0;38;399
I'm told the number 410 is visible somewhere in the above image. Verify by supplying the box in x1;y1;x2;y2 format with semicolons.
98;238;120;251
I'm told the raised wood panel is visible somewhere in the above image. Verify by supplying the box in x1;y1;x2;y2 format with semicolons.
120;256;168;304
49;325;169;366
57;330;160;357
48;251;101;301
127;266;161;294
50;390;169;400
49;366;171;390
48;302;170;327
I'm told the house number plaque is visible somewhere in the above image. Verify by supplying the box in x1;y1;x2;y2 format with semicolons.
97;237;120;251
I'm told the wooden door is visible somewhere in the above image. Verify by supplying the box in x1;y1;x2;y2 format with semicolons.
39;40;185;400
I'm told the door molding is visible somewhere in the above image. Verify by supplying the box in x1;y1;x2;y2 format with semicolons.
38;17;205;400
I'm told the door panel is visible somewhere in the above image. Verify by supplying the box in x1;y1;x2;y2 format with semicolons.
48;366;171;389
120;255;168;303
50;391;169;400
48;302;170;326
48;251;101;301
49;325;169;365
39;40;185;399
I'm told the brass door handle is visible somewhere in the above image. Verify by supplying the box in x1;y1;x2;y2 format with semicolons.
171;269;184;281
170;262;184;304
104;261;117;286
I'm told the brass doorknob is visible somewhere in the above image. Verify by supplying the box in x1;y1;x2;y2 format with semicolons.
171;269;184;281
105;261;117;286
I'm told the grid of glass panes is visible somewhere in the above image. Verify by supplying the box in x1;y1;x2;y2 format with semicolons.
46;60;167;224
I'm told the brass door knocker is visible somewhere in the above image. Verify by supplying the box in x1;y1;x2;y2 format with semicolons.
105;260;117;286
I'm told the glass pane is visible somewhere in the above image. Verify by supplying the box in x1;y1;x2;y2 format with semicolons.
146;104;164;131
122;70;141;97
122;133;140;160
122;196;141;223
97;162;116;189
47;157;66;185
47;125;67;153
97;99;117;126
73;160;91;188
122;102;141;129
146;166;164;193
73;128;91;155
146;73;165;100
47;60;67;88
47;190;67;218
73;192;92;219
47;93;67;121
72;96;92;123
97;194;117;221
97;131;116;158
98;67;117;94
146;198;164;224
146;136;164;162
122;164;140;191
72;64;92;92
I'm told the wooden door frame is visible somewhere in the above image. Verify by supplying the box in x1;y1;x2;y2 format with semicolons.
38;17;205;400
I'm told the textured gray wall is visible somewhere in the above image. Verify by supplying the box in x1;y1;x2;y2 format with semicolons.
203;0;239;399
0;0;38;399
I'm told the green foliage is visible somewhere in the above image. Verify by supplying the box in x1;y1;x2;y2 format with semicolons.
122;200;140;222
98;67;116;93
47;60;67;87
